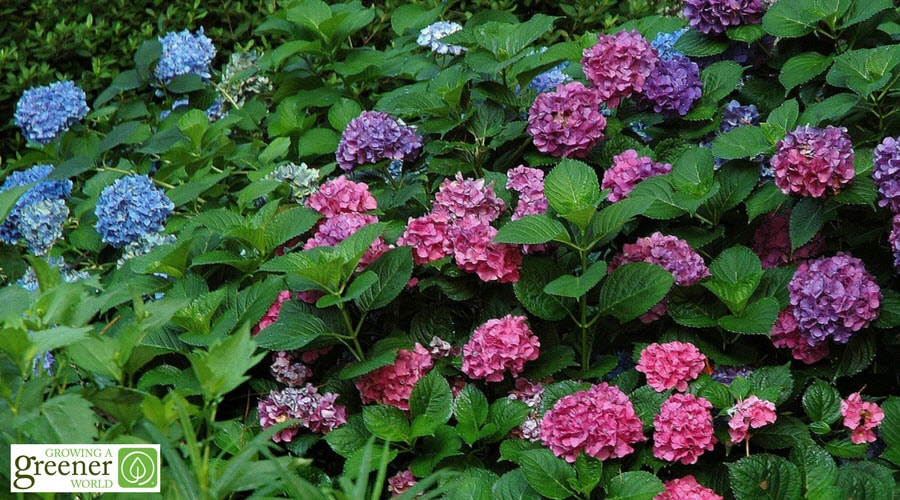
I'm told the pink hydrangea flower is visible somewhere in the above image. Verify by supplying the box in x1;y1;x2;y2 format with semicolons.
527;81;607;158
770;307;830;364
462;315;540;382
841;392;884;444
602;149;672;202
433;173;506;221
789;253;881;345
771;125;855;198
397;212;453;265
303;212;389;269
655;475;723;500
449;216;521;283
727;395;777;443
653;393;716;464
336;110;422;171
253;290;293;334
508;378;546;442
258;384;347;441
751;211;825;269
356;343;433;410
582;30;658;108
637;341;707;392
270;351;312;387
540;382;646;463
387;469;417;497
305;176;377;217
506;165;548;220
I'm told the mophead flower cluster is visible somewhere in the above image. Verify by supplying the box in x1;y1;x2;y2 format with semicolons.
94;175;174;248
155;27;216;83
771;125;855;198
336;111;422;171
14;80;89;144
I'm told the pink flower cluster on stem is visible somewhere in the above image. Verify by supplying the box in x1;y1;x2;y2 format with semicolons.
507;165;549;254
727;395;777;443
637;341;707;392
258;384;347;442
770;307;830;364
355;343;433;411
253;290;293;334
654;475;723;500
841;392;884;444
526;81;607;158
540;382;646;463
771;125;855;198
602;149;672;202
387;469;418;497
582;30;658;108
653;393;716;465
461;315;540;382
751;211;825;269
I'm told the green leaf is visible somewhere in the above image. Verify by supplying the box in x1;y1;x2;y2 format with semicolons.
745;182;788;222
514;257;574;321
362;405;411;443
598;262;674;323
317;271;378;308
493;470;542;500
324;414;371;458
701;61;745;103
876;289;900;328
254;300;327;351
522;345;576;380
630;385;669;426
881;397;900;453
802;379;842;424
825;438;868;458
833;333;875;379
485;399;531;442
712;126;771;159
454;384;490;446
355;246;414;311
188;331;265;400
751;415;810;449
749;364;793;405
298;128;340;157
702;245;763;315
699;162;760;223
840;0;895;28
391;3;441;35
826;45;900;97
588;197;651;246
28;393;100;443
762;0;817;37
789;198;826;251
409;371;453;436
518;448;577;500
573;455;602;496
671;146;715;199
543;261;607;298
779;53;833;93
544;159;601;220
717;297;779;334
728;24;767;43
494;214;569;245
265;206;320;251
674;29;728;57
728;454;802;500
605;471;664;500
797;93;860;126
790;442;837;495
835;462;895;500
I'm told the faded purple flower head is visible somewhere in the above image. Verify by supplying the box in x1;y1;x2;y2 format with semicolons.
684;0;765;35
873;136;900;212
602;149;672;202
638;55;703;117
526;81;607;158
336;111;422;171
258;384;346;442
270;351;312;387
789;253;881;345
710;366;753;385
721;100;759;132
771;125;855;198
582;30;658;108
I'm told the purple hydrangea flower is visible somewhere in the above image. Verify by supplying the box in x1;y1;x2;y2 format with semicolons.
637;54;703;117
526;81;607;158
582;30;658;109
32;351;55;377
602;149;672;202
873;136;900;212
14;81;89;144
889;214;900;272
155;28;216;83
651;28;689;60
258;384;347;442
527;62;572;94
684;0;765;35
18;198;69;256
94;175;174;248
417;21;465;56
335;111;422;171
0;165;72;245
789;253;881;345
721;100;759;132
771;125;855;198
710;366;752;385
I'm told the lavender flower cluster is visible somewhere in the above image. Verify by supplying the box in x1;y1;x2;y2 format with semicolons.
684;0;765;35
0;165;72;255
638;55;703;117
14;80;89;144
155;28;216;83
94;175;174;248
335;111;422;171
416;21;465;56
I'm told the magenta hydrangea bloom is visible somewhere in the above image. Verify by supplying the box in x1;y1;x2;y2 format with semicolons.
655;475;723;500
526;81;607;158
258;384;347;441
653;393;717;464
789;253;881;345
890;214;900;271
270;351;313;387
602;149;672;202
254;290;293;334
449;215;522;283
397;212;453;265
355;343;433;411
637;341;708;392
582;30;658;108
770;307;830;364
841;392;885;445
771;125;855;198
873;136;900;212
336;111;422;171
303;212;389;269
506;165;548;220
305;176;377;217
638;55;703;117
751;211;825;269
684;0;765;35
433;173;506;220
461;315;540;382
508;378;545;442
610;232;710;286
387;469;417;497
727;395;777;443
540;382;646;463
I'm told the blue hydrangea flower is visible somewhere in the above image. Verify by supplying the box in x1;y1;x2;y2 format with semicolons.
155;28;216;83
117;231;177;268
387;159;404;180
16;256;89;292
720;100;760;132
14;81;89;144
160;97;223;121
651;28;688;60
18;198;69;256
32;351;55;377
527;62;572;94
95;175;174;248
417;21;465;56
0;165;72;245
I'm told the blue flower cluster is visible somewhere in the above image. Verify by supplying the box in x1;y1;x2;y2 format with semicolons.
527;62;572;94
720;99;760;132
94;175;174;248
155;28;216;83
117;231;177;268
16;256;89;293
651;28;688;60
14;81;89;144
160;97;224;121
417;21;465;56
0;165;72;254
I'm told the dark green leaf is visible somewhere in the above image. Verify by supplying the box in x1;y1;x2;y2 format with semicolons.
701;61;744;103
494;215;569;245
598;262;674;323
802;379;842;424
779;53;833;93
674;29;728;57
355;247;414;311
543;262;607;298
762;0;817;37
718;297;779;334
605;471;665;500
671;146;715;198
493;470;542;500
454;384;490;445
712;126;771;160
835;462;895;500
789;198;826;251
833;333;875;379
254;301;327;351
363;405;411;443
518;448;577;500
728;454;802;500
514;257;574;321
790;442;837;495
409;371;453;434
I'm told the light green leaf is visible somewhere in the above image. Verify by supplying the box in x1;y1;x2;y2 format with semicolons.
605;471;664;500
454;384;490;446
188;331;265;400
494;214;569;245
779;53;833;93
762;0;817;37
518;448;577;500
544;159;601;219
363;405;411;443
712;126;771;159
671;146;715;199
717;297;779;334
409;371;453;435
543;261;607;298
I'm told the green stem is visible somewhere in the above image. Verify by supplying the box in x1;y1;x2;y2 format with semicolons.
579;249;590;370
